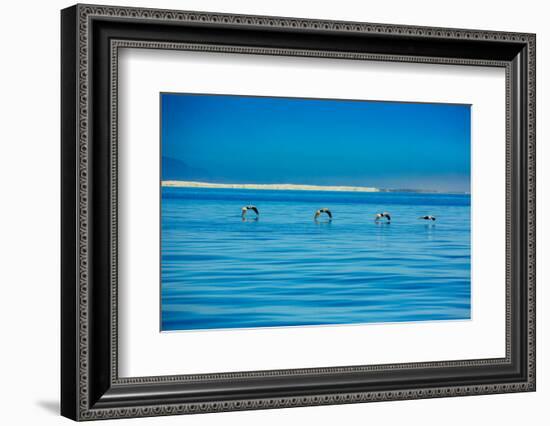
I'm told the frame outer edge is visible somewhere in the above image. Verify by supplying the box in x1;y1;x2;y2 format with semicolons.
61;4;80;421
67;4;536;421
527;34;535;390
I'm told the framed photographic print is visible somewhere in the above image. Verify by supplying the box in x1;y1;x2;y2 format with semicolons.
61;4;536;421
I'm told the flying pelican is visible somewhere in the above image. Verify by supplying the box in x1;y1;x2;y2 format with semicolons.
314;208;332;220
374;212;391;222
241;205;259;218
419;215;436;221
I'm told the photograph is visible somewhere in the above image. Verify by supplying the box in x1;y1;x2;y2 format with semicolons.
160;93;472;332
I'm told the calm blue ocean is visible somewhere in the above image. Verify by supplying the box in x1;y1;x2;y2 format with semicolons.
161;187;471;331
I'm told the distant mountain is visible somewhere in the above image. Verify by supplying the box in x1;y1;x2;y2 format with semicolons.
161;156;210;181
380;188;469;195
380;188;439;194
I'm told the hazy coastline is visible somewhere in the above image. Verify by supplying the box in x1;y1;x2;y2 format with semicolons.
162;180;381;193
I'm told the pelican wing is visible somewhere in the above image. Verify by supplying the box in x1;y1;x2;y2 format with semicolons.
315;208;332;219
320;208;332;218
250;206;259;215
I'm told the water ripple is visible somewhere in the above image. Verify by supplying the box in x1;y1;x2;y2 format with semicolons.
161;188;471;331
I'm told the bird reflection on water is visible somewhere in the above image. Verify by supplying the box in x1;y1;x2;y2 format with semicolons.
242;216;259;223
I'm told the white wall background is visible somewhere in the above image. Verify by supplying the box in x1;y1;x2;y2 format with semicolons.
0;0;546;424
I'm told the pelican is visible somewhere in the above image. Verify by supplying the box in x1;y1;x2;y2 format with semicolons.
241;205;259;218
314;208;332;220
419;215;436;221
374;212;391;222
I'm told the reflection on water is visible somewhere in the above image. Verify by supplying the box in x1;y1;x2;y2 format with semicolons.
161;188;471;331
314;218;332;226
241;217;259;223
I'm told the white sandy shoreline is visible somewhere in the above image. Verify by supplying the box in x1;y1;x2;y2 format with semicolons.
162;180;380;192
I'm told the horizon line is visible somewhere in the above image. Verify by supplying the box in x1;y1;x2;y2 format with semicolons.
161;180;470;195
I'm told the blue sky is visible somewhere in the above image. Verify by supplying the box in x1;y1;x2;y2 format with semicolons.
161;93;471;192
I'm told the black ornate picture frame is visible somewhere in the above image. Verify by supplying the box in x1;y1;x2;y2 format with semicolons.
61;4;536;421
